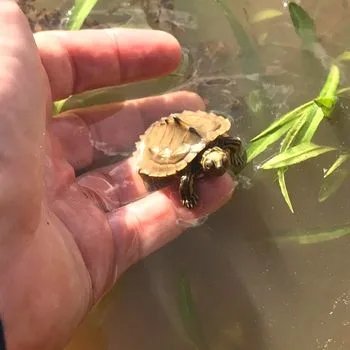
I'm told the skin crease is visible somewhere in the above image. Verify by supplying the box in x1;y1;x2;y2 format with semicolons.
0;1;237;349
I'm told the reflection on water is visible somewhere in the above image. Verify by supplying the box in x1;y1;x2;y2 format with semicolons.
22;0;350;349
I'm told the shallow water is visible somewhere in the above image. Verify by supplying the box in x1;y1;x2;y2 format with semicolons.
22;0;350;349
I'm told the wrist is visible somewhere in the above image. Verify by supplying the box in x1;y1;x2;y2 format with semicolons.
0;224;92;349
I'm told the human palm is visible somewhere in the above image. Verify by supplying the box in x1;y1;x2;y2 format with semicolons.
0;2;236;349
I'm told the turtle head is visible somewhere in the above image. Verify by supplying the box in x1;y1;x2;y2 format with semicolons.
200;146;230;176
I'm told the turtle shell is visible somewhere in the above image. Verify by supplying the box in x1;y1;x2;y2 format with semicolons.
133;110;231;177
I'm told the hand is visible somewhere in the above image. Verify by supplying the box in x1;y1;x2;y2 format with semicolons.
0;1;236;349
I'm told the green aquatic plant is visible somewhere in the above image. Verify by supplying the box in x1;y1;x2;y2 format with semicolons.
335;51;350;62
246;100;314;162
178;271;209;350
251;9;283;24
213;0;261;74
247;64;339;163
272;223;350;245
245;64;342;212
65;0;99;31
318;167;350;203
53;0;99;114
288;1;318;46
260;143;337;170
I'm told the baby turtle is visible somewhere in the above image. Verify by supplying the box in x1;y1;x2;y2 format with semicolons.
133;110;246;209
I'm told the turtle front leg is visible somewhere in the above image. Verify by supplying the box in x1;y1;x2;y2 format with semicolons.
179;171;198;209
218;136;247;172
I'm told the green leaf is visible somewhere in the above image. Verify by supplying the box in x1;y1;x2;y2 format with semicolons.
249;64;340;213
318;168;350;202
335;51;350;62
288;2;317;45
277;169;294;213
314;96;337;117
246;120;295;162
292;97;335;145
275;104;314;213
66;0;99;31
214;0;261;74
318;64;340;99
52;99;67;116
296;104;324;142
273;224;350;244
178;271;209;350
251;9;283;23
54;71;189;113
302;65;339;128
283;65;337;146
260;142;337;169
252;65;339;150
279;109;309;151
275;104;327;213
324;153;350;177
251;101;313;142
275;111;309;213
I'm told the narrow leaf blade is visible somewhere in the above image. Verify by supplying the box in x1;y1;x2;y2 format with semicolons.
324;153;350;177
251;101;313;142
336;51;350;62
319;168;350;202
251;9;283;23
273;225;350;244
66;0;98;31
246;121;294;162
178;271;209;350
260;142;337;169
214;0;260;73
318;64;340;99
288;2;317;44
297;104;324;142
279;110;309;151
277;169;294;213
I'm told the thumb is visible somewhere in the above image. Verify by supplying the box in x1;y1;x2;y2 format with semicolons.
0;1;47;233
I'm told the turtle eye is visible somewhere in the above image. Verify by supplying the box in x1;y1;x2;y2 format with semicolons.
204;159;213;170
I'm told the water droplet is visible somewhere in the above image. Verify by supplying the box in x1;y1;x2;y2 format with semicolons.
176;215;208;228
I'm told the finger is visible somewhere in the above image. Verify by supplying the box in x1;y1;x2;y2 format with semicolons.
0;2;47;224
49;91;205;170
34;28;182;101
107;174;236;276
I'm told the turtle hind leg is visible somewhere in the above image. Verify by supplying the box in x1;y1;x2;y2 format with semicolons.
179;171;199;209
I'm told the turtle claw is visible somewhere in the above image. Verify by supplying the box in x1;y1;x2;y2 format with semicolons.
182;193;199;209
